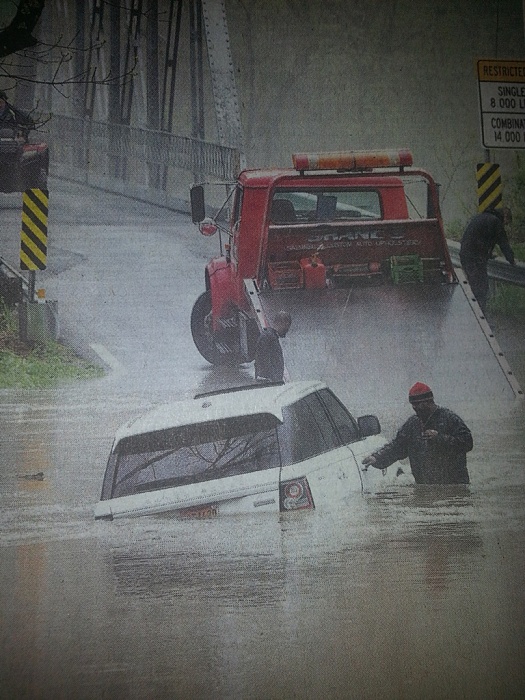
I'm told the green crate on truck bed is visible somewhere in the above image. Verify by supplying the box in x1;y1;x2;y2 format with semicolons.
390;255;423;284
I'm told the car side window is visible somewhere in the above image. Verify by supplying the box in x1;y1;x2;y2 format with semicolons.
279;393;341;465
317;389;360;445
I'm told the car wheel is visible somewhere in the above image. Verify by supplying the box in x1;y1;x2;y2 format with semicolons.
191;292;245;365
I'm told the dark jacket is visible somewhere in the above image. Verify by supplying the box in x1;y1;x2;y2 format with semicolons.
460;211;514;265
254;328;284;383
371;406;473;484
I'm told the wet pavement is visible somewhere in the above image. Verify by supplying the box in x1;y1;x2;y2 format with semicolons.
1;182;525;699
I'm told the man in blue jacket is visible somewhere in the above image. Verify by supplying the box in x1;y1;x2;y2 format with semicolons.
362;382;473;484
460;207;515;313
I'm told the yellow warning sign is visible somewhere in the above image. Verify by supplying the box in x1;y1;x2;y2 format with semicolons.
476;163;502;212
20;189;49;271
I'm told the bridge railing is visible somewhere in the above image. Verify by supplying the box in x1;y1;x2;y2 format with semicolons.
47;114;241;211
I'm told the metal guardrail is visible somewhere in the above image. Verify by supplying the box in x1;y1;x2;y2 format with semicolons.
447;240;525;288
0;255;28;302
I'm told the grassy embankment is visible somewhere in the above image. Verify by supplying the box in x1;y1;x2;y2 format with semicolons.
0;301;103;388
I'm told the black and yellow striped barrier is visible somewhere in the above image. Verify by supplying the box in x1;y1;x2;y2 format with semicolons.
476;163;502;212
20;188;49;271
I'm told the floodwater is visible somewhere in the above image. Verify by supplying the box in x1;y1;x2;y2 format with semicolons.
1;381;524;700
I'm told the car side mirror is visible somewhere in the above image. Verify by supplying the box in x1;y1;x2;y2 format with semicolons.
190;185;206;223
358;414;381;437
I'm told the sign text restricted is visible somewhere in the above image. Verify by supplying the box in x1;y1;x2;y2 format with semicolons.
478;59;525;149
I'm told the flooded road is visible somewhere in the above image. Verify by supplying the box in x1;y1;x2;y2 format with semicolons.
2;181;525;698
1;381;524;699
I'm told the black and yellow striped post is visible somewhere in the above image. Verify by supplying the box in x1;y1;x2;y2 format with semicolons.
18;188;58;343
20;188;49;272
476;163;502;212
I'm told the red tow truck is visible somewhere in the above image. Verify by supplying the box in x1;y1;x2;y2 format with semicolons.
190;150;522;406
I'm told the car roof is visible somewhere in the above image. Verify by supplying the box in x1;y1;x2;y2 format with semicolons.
114;380;327;442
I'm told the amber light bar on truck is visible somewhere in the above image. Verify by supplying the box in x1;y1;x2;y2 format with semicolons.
292;149;413;172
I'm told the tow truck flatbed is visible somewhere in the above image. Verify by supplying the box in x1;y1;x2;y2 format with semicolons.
255;278;520;412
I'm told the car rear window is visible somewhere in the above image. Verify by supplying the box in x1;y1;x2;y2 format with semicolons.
102;413;281;499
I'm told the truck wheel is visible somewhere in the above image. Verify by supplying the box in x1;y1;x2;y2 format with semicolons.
191;291;222;365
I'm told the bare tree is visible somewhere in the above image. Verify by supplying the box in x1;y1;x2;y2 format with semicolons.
0;0;136;93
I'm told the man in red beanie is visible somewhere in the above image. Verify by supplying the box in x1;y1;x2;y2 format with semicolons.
361;382;473;484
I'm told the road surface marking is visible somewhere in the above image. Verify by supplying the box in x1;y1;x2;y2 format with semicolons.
90;343;127;374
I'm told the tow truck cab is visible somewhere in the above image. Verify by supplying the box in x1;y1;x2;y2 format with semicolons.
190;149;455;365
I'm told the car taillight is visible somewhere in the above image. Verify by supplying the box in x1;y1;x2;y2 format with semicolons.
280;477;314;511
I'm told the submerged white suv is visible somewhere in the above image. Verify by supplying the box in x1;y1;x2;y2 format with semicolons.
94;381;406;520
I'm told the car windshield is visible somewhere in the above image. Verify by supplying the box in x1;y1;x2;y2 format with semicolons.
271;189;381;223
104;413;282;499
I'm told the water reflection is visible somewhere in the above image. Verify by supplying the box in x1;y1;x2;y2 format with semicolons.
108;486;483;603
98;483;523;699
367;487;483;594
8;542;47;698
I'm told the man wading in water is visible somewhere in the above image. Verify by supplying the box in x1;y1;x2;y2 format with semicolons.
361;382;473;484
